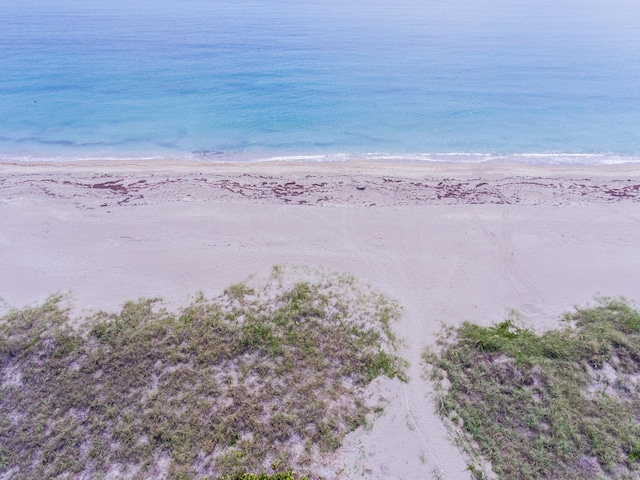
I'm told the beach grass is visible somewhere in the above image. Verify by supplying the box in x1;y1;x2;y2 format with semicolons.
424;298;640;479
0;267;404;479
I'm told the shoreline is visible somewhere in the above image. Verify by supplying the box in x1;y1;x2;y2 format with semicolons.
3;157;640;176
2;151;640;167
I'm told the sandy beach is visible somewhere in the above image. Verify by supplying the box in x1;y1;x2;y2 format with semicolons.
2;160;640;479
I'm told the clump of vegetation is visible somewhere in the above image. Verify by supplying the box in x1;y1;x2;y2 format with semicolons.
424;298;640;479
0;267;404;479
216;470;308;480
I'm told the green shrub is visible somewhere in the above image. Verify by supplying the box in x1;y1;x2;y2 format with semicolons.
425;298;640;479
216;470;308;480
0;269;404;479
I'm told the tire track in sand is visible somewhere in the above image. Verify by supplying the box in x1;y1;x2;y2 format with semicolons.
469;206;549;320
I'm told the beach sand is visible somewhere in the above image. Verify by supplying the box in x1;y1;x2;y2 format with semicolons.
1;160;640;479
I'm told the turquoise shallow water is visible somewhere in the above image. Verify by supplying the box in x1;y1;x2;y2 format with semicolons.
1;0;640;162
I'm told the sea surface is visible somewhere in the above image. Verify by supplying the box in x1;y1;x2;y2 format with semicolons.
1;0;640;163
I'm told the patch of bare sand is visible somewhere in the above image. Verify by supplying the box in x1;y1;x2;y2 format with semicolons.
1;160;640;479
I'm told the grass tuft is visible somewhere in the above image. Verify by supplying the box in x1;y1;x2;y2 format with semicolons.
216;470;308;480
0;268;403;479
424;297;640;479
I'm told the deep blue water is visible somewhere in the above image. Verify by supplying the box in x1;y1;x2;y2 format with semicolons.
1;0;640;162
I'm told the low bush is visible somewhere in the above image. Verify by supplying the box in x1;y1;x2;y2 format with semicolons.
0;268;403;479
425;298;640;479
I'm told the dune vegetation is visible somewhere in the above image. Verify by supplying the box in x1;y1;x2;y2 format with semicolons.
425;298;640;479
0;268;404;479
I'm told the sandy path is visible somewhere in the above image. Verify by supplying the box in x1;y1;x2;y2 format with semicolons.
1;160;640;479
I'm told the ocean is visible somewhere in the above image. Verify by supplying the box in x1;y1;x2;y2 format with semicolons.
1;0;640;163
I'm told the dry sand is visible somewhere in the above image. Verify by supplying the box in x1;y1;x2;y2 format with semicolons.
1;160;640;479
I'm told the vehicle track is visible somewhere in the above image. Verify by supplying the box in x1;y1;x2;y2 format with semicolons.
468;206;549;320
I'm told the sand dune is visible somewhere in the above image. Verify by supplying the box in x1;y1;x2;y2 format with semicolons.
1;160;640;479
